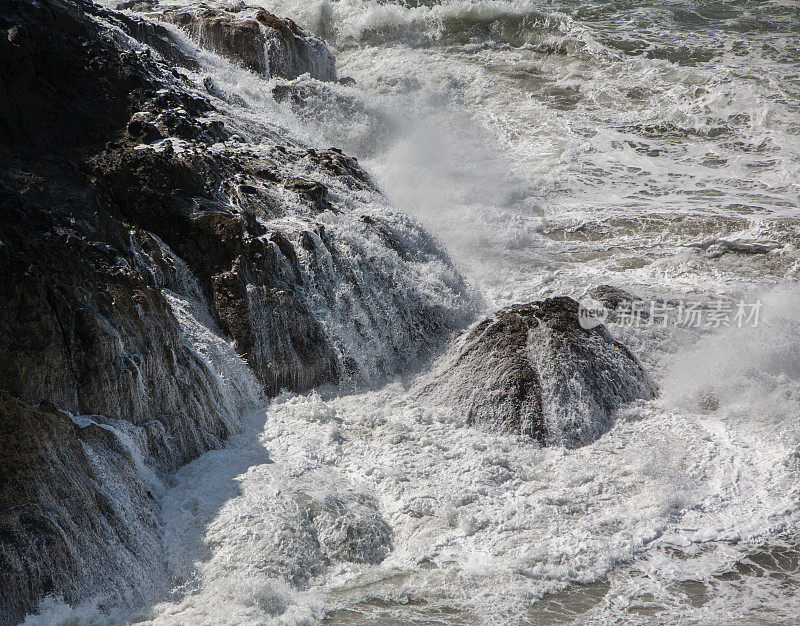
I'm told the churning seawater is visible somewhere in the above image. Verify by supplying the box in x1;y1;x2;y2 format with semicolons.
31;0;800;623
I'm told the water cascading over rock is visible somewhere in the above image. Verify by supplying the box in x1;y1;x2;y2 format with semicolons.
0;0;472;621
140;2;337;80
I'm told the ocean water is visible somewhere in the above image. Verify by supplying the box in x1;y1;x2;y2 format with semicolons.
30;0;800;624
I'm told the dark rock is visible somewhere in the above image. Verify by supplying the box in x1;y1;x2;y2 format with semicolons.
127;116;163;142
583;285;650;322
0;0;154;158
90;147;341;395
0;1;473;620
686;237;782;258
585;284;642;311
284;177;331;211
306;147;372;189
155;3;336;80
0;392;167;622
118;0;159;10
416;297;657;447
418;302;544;441
103;10;201;71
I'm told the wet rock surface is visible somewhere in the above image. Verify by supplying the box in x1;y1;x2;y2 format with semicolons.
0;392;168;622
416;297;657;447
585;284;643;312
151;3;336;80
583;284;649;323
0;0;472;621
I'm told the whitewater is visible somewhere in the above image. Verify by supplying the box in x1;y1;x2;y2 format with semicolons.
28;0;800;623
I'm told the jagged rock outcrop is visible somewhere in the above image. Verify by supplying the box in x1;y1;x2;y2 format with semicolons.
0;0;472;622
150;3;336;80
415;297;657;447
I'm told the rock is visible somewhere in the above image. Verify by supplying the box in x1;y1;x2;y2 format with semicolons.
415;297;657;447
88;145;342;396
104;10;201;71
585;285;642;311
0;0;473;621
155;3;336;80
0;392;168;622
0;0;153;158
309;492;392;566
687;236;782;258
0;162;241;620
583;284;649;323
283;177;331;211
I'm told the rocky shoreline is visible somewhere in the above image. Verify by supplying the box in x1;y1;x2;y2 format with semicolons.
0;1;655;622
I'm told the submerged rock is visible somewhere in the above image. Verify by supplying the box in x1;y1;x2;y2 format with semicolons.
416;297;657;447
308;491;392;566
154;3;336;80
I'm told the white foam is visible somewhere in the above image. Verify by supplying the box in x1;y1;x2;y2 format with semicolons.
115;300;800;622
